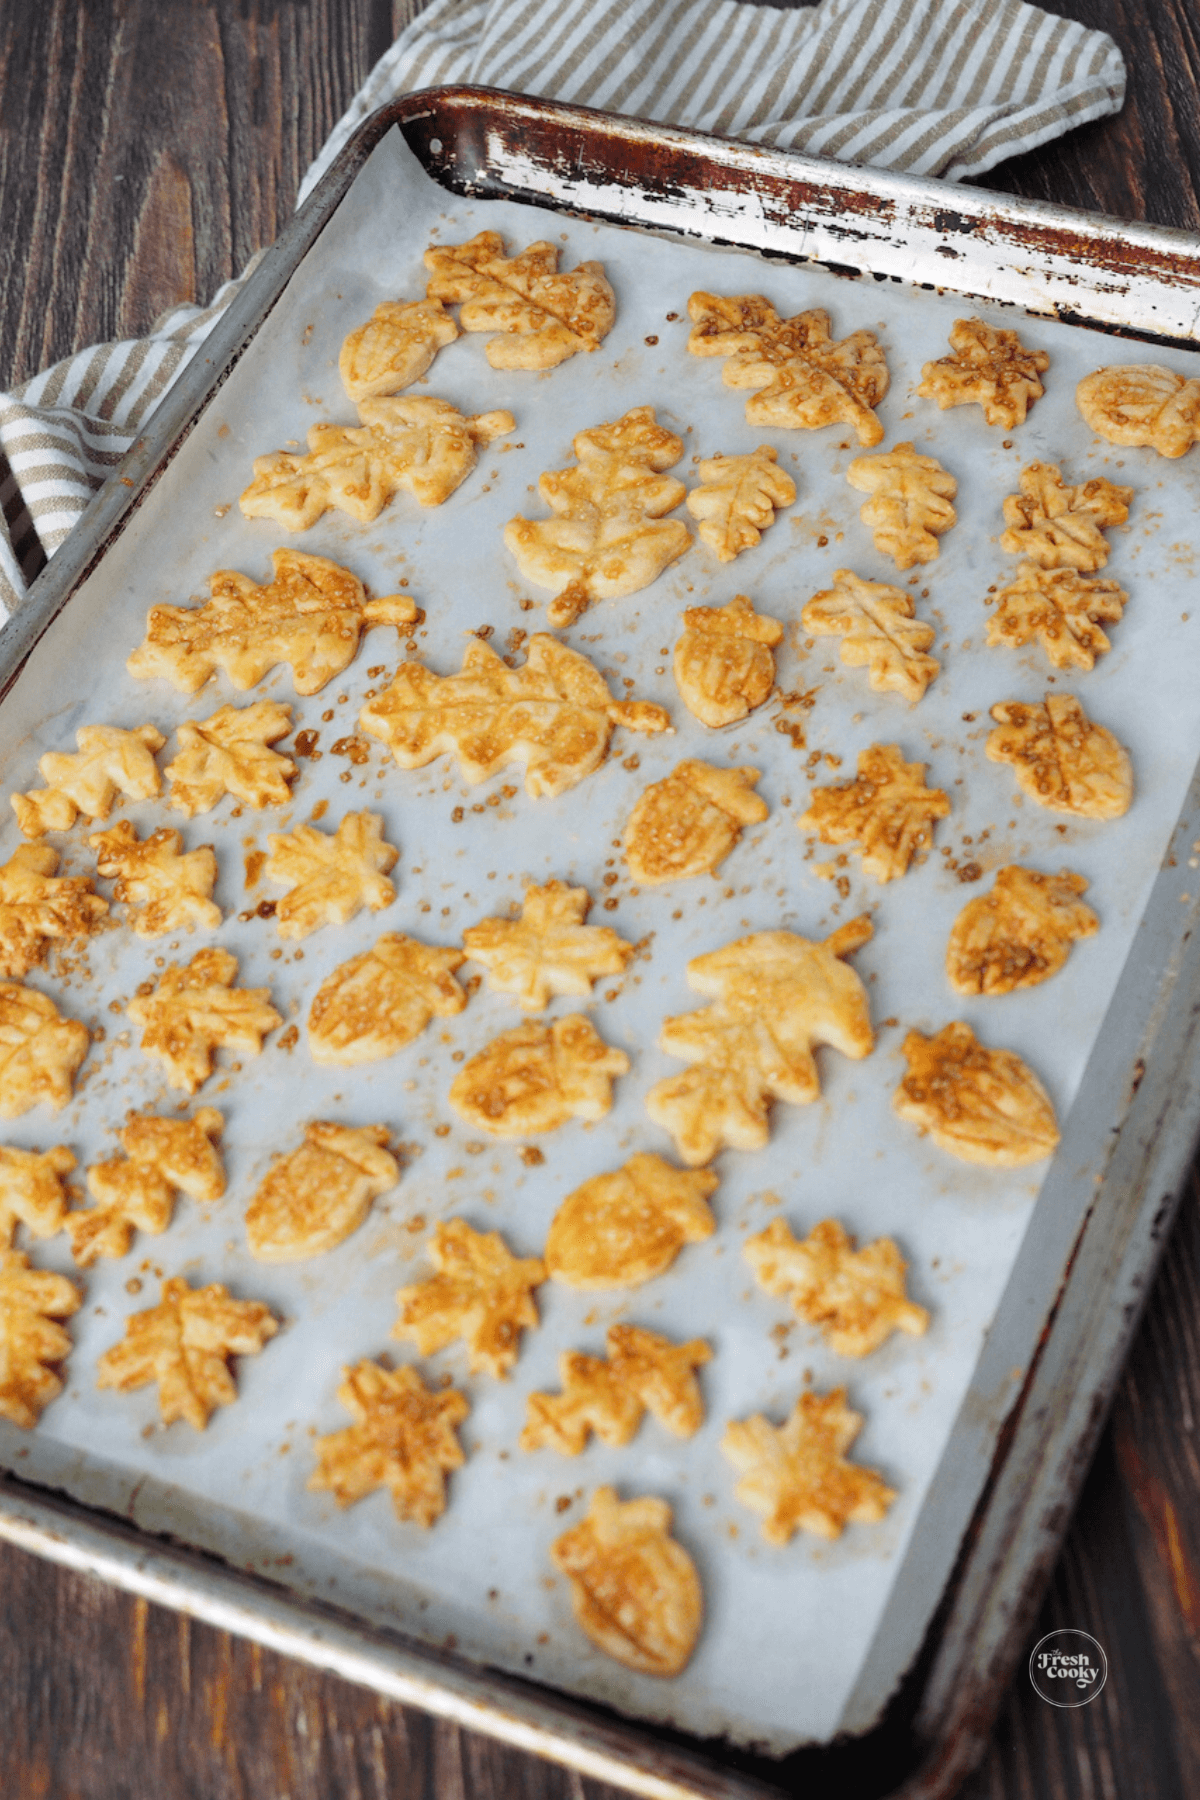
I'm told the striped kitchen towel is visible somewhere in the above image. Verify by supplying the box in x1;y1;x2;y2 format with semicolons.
0;0;1125;620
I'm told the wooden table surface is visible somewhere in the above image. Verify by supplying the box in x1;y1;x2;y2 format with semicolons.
2;3;1199;1796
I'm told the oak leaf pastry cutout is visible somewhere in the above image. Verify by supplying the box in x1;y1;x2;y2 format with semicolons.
645;921;875;1168
947;865;1098;996
504;406;691;627
240;395;515;529
339;296;460;402
12;724;166;837
263;810;398;940
0;1143;76;1247
551;1486;703;1677
96;1275;279;1430
360;633;670;799
67;1108;226;1268
0;844;107;978
245;1122;398;1262
393;1218;545;1379
90;821;220;938
449;1015;629;1138
522;1324;712;1455
986;695;1133;820
986;565;1127;672
126;947;282;1094
917;317;1049;428
309;1359;469;1527
744;1217;929;1358
846;442;957;570
802;571;939;704
673;593;783;728
165;701;297;816
425;229;615;369
129;549;415;696
799;744;950;882
0;1248;81;1428
624;761;768;885
687;292;889;445
999;462;1132;571
685;446;797;561
0;983;89;1119
1076;364;1200;458
545;1154;718;1289
463;880;631;1012
722;1387;895;1543
307;933;466;1064
894;1021;1060;1166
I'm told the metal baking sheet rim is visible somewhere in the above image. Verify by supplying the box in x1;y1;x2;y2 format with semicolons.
3;87;1200;1800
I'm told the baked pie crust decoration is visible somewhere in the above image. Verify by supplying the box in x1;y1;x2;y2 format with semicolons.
551;1486;703;1677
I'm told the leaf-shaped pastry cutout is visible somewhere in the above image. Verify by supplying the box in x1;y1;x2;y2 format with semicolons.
945;865;1098;996
744;1217;928;1357
802;571;939;703
845;442;957;570
0;844;107;978
522;1324;711;1454
0;983;89;1119
544;1154;718;1288
12;725;165;837
126;948;281;1094
463;880;631;1011
309;1360;469;1526
685;446;796;561
425;229;615;369
799;744;950;880
986;565;1127;671
986;695;1132;819
90;821;221;938
67;1108;225;1267
999;462;1131;570
449;1015;629;1138
722;1388;895;1543
1076;363;1200;458
0;1248;81;1427
307;934;466;1064
263;811;398;940
918;317;1049;428
96;1275;279;1430
339;297;459;402
393;1218;545;1379
245;1122;398;1262
165;702;296;815
894;1021;1060;1165
0;1143;76;1247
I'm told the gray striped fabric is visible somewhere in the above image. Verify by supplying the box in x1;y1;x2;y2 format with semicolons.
0;0;1124;621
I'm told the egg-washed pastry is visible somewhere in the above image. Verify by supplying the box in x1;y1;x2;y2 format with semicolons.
263;811;398;941
645;921;874;1167
90;821;220;938
307;934;467;1065
503;406;691;628
339;296;459;402
1076;363;1200;458
623;760;768;885
425;229;615;369
986;695;1132;820
986;566;1127;672
239;395;515;529
12;724;165;837
393;1218;545;1379
673;593;783;728
449;1015;629;1138
522;1324;711;1454
96;1275;279;1431
722;1387;895;1543
0;1248;82;1428
463;880;631;1012
802;572;939;704
0;1143;76;1247
544;1153;718;1289
309;1359;469;1527
918;317;1049;428
744;1216;928;1357
165;701;296;816
845;442;957;570
0;982;89;1120
894;1021;1060;1166
551;1486;703;1677
126;947;282;1095
0;844;107;979
67;1108;225;1268
360;632;670;799
687;293;889;445
685;446;797;561
799;744;950;881
245;1122;398;1262
999;462;1131;570
946;866;1098;996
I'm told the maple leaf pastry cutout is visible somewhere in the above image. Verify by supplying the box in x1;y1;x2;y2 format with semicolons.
128;549;416;696
522;1324;711;1455
799;744;950;881
946;865;1098;997
504;405;691;627
309;1359;469;1527
338;296;459;403
551;1487;703;1677
687;292;889;445
462;880;632;1011
744;1217;929;1357
685;446;797;561
11;724;165;838
0;983;89;1120
0;1247;82;1428
544;1153;718;1289
673;593;783;729
722;1387;895;1543
89;821;220;938
67;1108;226;1268
645;921;874;1167
245;1122;399;1262
986;566;1127;672
0;843;107;979
449;1015;629;1138
307;933;466;1065
96;1275;279;1430
0;1143;76;1247
263;810;398;940
986;695;1132;820
126;947;282;1094
894;1021;1060;1166
1076;363;1200;458
424;229;616;369
623;761;768;885
359;632;669;799
918;317;1050;429
999;462;1132;571
845;442;957;570
802;572;939;705
164;701;297;816
393;1218;545;1379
